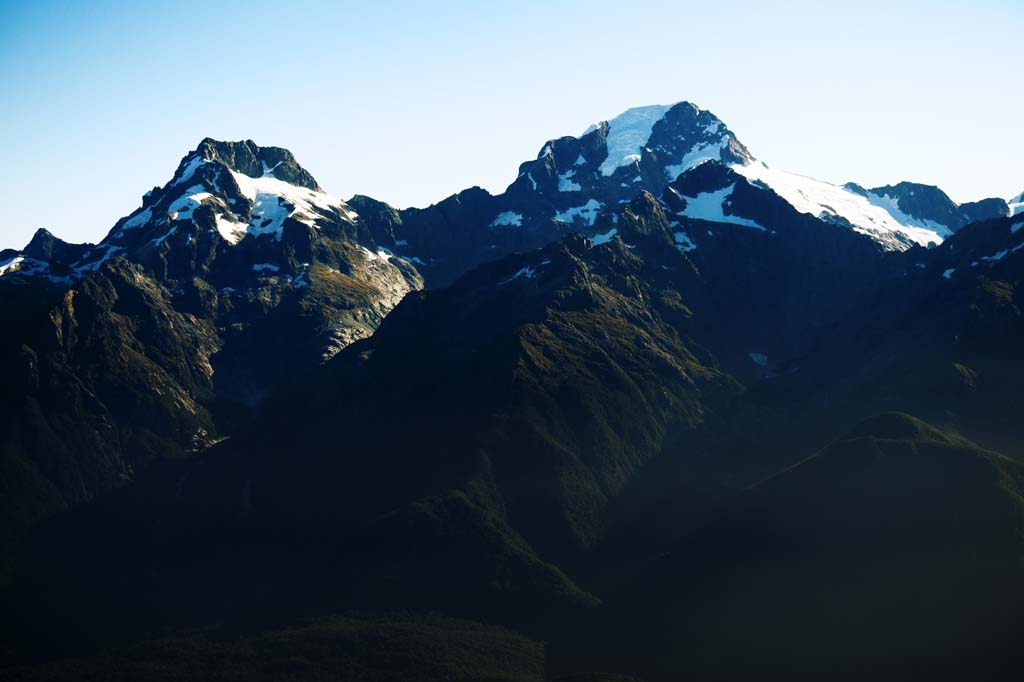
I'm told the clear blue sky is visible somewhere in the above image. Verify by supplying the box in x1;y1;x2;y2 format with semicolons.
1;0;1021;248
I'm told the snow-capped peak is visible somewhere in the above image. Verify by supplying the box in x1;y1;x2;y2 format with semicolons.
112;139;358;247
508;101;959;250
2;140;367;287
577;101;748;181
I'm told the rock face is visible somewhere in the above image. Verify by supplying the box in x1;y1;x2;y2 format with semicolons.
0;139;423;577
0;260;219;577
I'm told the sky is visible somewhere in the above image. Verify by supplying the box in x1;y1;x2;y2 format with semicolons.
1;0;1021;248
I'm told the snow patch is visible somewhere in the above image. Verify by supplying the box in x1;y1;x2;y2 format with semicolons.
72;245;124;276
664;139;727;181
0;255;26;276
167;185;212;222
672;226;697;252
498;265;536;285
228;168;356;242
749;352;768;367
214;215;248;244
149;227;177;247
597;104;673;176
676;185;766;231
558;170;582;192
943;268;955;279
120;208;153;232
591;228;618;245
865;191;952;238
555;199;604;226
491;211;523;227
173;154;207;186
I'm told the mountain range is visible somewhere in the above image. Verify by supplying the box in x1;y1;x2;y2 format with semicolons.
2;101;1023;681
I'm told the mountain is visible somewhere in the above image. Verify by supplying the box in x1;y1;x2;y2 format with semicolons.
0;139;423;580
843;181;1009;235
3;103;1023;680
0;138;416;305
351;102;751;285
0;229;92;292
3;219;745;657
0;179;967;664
356;101;994;288
554;414;1024;681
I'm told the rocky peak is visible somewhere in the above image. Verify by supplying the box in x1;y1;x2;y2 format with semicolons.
959;197;1010;225
513;101;750;200
99;138;363;263
190;138;321;190
863;181;963;230
22;228;61;260
850;181;1012;233
488;101;753;245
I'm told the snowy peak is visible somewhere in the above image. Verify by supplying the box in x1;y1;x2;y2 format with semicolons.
400;99;1003;261
109;138;359;250
570;101;752;185
499;102;750;233
586;101;751;179
0;228;93;286
583;104;675;175
0;140;377;289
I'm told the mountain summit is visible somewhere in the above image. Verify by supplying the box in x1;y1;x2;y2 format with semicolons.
353;101;1018;287
109;137;360;251
187;138;322;190
0;139;423;568
0;138;373;288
